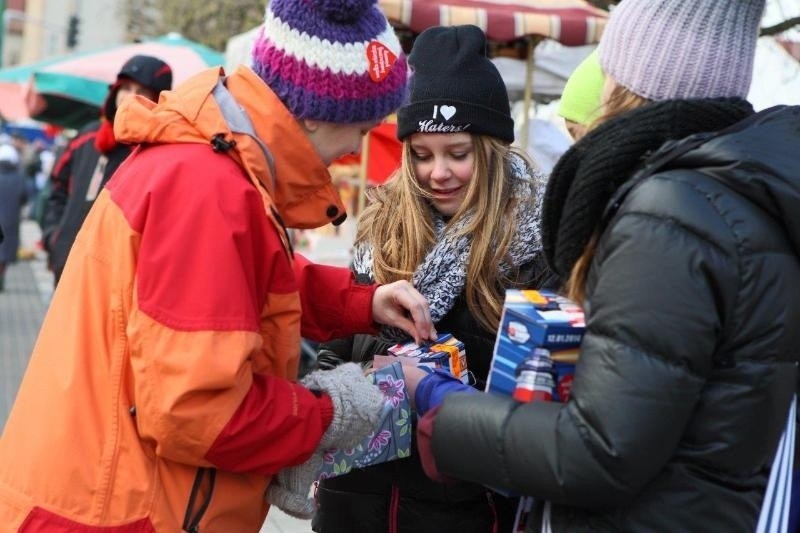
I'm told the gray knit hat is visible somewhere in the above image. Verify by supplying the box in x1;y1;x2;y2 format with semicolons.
598;0;766;101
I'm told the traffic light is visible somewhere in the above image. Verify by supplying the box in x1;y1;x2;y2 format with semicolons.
66;15;80;49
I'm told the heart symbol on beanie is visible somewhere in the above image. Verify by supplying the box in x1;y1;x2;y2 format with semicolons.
440;106;457;121
366;41;397;83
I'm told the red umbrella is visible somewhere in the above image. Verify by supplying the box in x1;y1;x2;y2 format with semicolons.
332;121;403;215
335;122;402;186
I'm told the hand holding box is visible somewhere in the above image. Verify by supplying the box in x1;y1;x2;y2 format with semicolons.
317;362;412;479
486;289;584;402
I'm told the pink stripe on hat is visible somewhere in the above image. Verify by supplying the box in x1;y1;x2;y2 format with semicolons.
257;49;407;101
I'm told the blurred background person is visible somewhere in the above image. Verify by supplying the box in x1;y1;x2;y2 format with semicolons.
40;54;172;286
557;50;604;141
0;143;27;291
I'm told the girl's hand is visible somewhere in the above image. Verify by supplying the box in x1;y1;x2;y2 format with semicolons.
372;280;438;344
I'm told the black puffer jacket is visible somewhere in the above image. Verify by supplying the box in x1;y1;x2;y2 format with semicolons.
427;106;800;532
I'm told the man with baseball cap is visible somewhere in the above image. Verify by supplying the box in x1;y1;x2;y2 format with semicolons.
41;54;172;285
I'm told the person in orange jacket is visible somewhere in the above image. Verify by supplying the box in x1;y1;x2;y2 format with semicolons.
0;0;435;531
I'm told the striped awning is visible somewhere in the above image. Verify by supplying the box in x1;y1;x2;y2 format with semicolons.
378;0;608;46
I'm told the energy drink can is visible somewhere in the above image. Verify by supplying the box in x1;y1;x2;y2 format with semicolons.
512;348;554;402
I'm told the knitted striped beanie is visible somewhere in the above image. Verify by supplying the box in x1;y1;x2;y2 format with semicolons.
598;0;766;101
251;0;408;123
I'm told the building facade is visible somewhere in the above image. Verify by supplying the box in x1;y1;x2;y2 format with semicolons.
4;0;128;66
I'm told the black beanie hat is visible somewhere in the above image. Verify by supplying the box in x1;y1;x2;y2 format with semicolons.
397;25;514;142
104;55;173;121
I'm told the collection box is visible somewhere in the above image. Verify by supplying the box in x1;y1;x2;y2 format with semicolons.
485;289;584;403
373;333;469;383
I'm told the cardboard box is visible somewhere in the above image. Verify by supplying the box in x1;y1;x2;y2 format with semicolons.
373;333;469;383
486;289;584;403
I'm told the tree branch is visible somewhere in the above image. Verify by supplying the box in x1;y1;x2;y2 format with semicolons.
586;0;616;10
761;16;800;37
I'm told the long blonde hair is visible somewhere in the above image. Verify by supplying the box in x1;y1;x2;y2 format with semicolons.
566;83;650;303
356;134;533;332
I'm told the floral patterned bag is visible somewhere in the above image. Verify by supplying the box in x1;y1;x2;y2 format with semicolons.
316;362;412;479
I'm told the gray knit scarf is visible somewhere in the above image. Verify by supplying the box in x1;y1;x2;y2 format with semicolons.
352;153;547;341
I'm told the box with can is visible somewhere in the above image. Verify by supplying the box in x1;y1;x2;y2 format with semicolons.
372;333;469;383
485;289;584;403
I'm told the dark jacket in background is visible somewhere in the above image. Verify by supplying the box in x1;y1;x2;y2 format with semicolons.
427;106;800;532
0;161;28;264
40;121;132;284
40;55;172;286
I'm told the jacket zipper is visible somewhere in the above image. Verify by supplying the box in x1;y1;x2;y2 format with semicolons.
486;491;498;533
182;467;217;532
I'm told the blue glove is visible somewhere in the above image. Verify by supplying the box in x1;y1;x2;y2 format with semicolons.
414;369;476;416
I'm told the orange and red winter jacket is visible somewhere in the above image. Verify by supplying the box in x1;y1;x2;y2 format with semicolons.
0;66;378;532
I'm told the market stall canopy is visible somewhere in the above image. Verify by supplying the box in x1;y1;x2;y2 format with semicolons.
0;52;72;124
493;41;595;102
0;33;224;129
377;0;608;45
0;82;29;123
